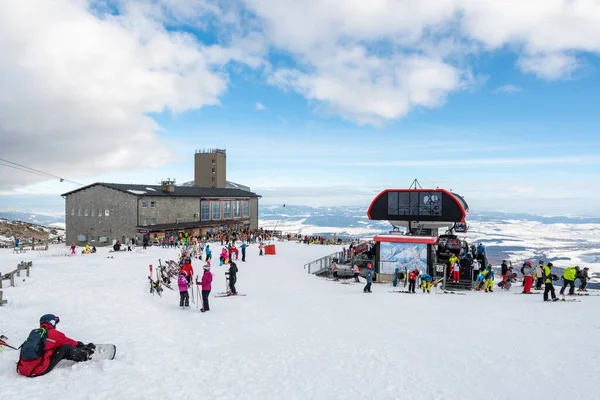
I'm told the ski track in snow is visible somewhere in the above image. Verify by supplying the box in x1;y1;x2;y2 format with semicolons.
1;243;600;399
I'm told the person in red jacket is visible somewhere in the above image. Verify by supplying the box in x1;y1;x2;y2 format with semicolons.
180;258;194;284
17;314;95;377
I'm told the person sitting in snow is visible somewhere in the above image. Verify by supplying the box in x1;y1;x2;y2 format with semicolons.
17;314;95;377
420;273;433;293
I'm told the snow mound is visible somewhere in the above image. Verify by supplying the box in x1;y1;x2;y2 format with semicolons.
127;190;147;195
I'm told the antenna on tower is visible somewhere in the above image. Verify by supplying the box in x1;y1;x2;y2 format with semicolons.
409;179;422;189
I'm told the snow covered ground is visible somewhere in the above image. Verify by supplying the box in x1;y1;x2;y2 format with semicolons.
1;242;600;399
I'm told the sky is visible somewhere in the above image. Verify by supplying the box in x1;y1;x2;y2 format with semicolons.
1;0;600;217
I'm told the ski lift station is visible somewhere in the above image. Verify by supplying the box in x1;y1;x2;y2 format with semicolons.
367;183;476;290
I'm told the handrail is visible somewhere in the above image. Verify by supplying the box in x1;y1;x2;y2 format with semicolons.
0;261;32;306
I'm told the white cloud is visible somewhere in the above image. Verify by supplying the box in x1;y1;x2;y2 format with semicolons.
241;0;600;122
517;53;580;80
255;102;266;110
493;84;522;94
0;0;262;191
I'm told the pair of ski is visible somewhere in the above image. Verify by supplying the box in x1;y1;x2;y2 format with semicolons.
0;335;117;360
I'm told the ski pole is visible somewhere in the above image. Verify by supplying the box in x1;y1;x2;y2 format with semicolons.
0;338;18;350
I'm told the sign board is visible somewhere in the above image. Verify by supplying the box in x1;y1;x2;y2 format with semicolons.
454;223;468;233
136;229;150;234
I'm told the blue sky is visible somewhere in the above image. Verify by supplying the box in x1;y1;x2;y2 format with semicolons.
1;1;600;217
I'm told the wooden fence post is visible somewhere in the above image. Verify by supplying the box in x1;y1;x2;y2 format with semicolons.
0;290;6;306
10;273;15;287
27;263;31;277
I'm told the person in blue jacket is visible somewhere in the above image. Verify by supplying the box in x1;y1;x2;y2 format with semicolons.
475;271;485;291
363;264;373;293
420;273;433;293
240;243;247;262
392;267;400;287
205;245;212;261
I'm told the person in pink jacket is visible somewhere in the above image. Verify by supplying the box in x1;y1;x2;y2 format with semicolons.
178;270;190;308
198;265;213;312
352;264;360;283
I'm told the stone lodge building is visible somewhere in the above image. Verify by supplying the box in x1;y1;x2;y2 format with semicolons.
61;181;260;246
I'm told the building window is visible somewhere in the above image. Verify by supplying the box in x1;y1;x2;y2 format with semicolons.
233;201;241;218
91;235;96;242
78;209;82;216
71;209;75;216
91;209;95;217
212;168;215;173
242;201;250;217
201;201;210;221
211;201;221;220
150;201;156;208
105;209;109;216
142;200;147;208
98;209;102;217
84;209;89;217
212;159;215;165
223;201;232;219
143;218;148;226
150;218;156;225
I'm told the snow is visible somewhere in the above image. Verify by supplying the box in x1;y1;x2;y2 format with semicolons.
145;187;156;192
127;190;147;195
49;222;66;229
1;242;600;399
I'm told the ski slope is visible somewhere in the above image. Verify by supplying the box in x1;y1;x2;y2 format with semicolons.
1;242;599;400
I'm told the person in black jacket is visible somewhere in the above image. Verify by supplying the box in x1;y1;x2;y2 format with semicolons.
226;261;239;295
501;260;508;282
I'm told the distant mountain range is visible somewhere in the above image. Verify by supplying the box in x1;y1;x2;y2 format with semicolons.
0;211;66;227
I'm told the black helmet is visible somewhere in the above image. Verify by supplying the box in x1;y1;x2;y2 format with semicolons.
40;314;60;327
547;262;553;267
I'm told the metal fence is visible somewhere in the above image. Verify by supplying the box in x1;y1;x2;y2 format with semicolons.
0;261;32;306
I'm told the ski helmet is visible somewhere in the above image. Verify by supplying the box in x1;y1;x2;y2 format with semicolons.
525;261;532;266
367;263;372;269
40;314;60;327
547;262;553;267
203;264;210;270
538;260;544;265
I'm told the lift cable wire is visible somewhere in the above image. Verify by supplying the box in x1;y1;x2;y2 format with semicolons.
0;157;85;186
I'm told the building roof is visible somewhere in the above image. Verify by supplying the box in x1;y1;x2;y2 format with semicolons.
61;183;260;198
373;235;437;244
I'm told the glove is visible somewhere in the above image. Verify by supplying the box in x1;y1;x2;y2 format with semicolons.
86;343;96;352
77;341;85;348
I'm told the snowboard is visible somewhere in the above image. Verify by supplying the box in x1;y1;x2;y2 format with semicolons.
90;344;117;361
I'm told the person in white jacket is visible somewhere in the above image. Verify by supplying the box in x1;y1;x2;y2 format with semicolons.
534;261;544;290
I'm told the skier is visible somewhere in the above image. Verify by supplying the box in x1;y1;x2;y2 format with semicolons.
534;261;544;290
420;273;433;293
332;260;339;281
363;263;373;293
451;261;460;283
448;254;458;280
226;261;239;295
521;261;533;294
241;243;247;262
501;260;508;282
180;258;194;284
483;263;494;292
352;264;360;283
475;271;485;291
70;242;76;255
16;314;95;377
578;267;590;291
560;266;579;296
178;270;190;308
408;268;419;293
472;258;481;276
205;245;212;262
199;264;213;312
543;262;558;302
259;242;264;256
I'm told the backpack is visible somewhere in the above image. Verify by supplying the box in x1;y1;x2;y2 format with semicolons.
19;328;47;361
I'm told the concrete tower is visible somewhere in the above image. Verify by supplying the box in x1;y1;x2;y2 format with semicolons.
194;148;226;188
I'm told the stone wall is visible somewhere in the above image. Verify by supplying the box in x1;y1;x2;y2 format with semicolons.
65;185;138;246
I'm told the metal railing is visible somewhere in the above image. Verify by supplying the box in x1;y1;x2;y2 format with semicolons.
0;261;32;306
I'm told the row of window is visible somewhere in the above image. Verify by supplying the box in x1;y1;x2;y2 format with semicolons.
201;200;250;221
141;200;156;208
142;218;157;226
71;209;110;217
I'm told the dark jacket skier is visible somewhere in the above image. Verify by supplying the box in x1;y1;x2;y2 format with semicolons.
543;263;558;301
578;267;590;291
226;261;239;295
501;261;508;280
